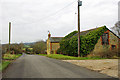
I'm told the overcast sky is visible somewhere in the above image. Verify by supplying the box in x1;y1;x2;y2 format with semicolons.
0;0;119;44
118;1;120;21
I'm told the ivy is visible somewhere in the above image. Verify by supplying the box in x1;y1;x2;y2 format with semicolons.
58;26;108;57
63;31;78;39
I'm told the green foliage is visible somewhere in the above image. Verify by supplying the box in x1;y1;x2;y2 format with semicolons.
0;61;11;71
25;48;33;54
2;43;24;55
47;54;106;60
37;54;47;56
64;31;78;39
32;40;46;54
57;31;78;56
3;54;22;60
58;26;108;57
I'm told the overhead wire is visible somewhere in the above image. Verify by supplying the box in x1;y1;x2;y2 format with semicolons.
14;0;77;25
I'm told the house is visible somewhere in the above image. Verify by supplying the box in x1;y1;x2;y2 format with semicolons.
47;33;63;54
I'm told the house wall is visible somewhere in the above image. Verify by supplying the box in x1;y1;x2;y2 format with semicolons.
47;39;51;55
47;39;60;54
51;43;60;54
92;30;119;54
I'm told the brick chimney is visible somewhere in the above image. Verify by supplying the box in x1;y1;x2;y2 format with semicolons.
48;32;51;38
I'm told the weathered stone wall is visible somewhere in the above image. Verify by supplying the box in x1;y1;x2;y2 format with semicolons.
47;39;51;55
47;39;60;54
51;43;60;54
92;30;119;54
109;32;119;49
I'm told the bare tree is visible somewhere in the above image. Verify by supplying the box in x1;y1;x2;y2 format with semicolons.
111;21;120;37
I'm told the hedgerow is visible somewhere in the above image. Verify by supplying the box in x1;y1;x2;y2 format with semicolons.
57;26;108;57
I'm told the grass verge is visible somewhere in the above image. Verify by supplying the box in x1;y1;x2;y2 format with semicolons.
46;54;107;60
0;54;22;71
0;61;11;71
3;54;22;60
37;54;47;56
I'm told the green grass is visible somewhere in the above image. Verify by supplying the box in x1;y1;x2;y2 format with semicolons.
0;61;11;71
46;54;107;60
37;54;47;56
3;54;22;60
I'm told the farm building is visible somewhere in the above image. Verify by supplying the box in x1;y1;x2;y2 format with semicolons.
47;26;120;55
91;28;120;54
78;27;120;54
47;33;63;54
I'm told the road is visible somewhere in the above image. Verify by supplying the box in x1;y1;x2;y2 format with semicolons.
3;54;112;78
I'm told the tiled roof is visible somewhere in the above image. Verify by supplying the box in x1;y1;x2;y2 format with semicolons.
72;28;98;37
74;27;120;39
49;37;63;43
49;27;119;43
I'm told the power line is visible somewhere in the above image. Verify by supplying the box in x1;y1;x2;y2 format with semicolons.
14;0;77;25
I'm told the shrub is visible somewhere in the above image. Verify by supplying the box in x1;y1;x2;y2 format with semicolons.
98;49;119;58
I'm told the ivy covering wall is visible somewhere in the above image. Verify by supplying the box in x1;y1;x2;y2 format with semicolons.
57;26;108;57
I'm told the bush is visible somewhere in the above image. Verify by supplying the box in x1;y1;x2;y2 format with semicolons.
58;31;78;56
99;49;118;58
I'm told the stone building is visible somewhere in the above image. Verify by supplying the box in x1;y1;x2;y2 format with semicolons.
78;27;120;54
92;29;120;54
47;27;120;55
47;33;63;54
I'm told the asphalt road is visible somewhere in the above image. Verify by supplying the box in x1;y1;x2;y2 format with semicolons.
3;54;112;78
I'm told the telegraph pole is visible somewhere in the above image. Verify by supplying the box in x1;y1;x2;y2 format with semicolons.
9;22;11;53
78;0;82;57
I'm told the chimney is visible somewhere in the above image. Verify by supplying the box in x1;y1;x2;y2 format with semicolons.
48;32;51;38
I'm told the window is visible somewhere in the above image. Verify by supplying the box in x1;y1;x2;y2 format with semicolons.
111;45;116;50
102;33;109;45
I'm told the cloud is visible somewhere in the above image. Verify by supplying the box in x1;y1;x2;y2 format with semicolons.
1;0;119;44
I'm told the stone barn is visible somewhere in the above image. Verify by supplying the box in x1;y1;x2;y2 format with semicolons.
47;26;120;55
77;26;120;54
92;29;120;54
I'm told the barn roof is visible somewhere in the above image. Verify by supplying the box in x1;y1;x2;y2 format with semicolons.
49;37;63;43
49;26;119;43
72;28;98;38
109;30;120;39
74;27;120;39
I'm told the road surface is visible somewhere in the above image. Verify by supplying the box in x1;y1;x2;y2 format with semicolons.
3;54;112;78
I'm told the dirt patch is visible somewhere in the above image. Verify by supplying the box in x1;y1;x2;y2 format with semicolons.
62;59;118;78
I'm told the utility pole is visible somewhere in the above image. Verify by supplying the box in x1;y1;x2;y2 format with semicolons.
9;22;11;53
78;0;82;57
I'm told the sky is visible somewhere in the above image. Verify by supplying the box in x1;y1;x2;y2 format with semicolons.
118;1;120;21
0;0;119;44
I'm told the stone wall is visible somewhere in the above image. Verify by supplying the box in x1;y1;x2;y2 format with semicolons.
92;30;119;54
51;43;60;54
